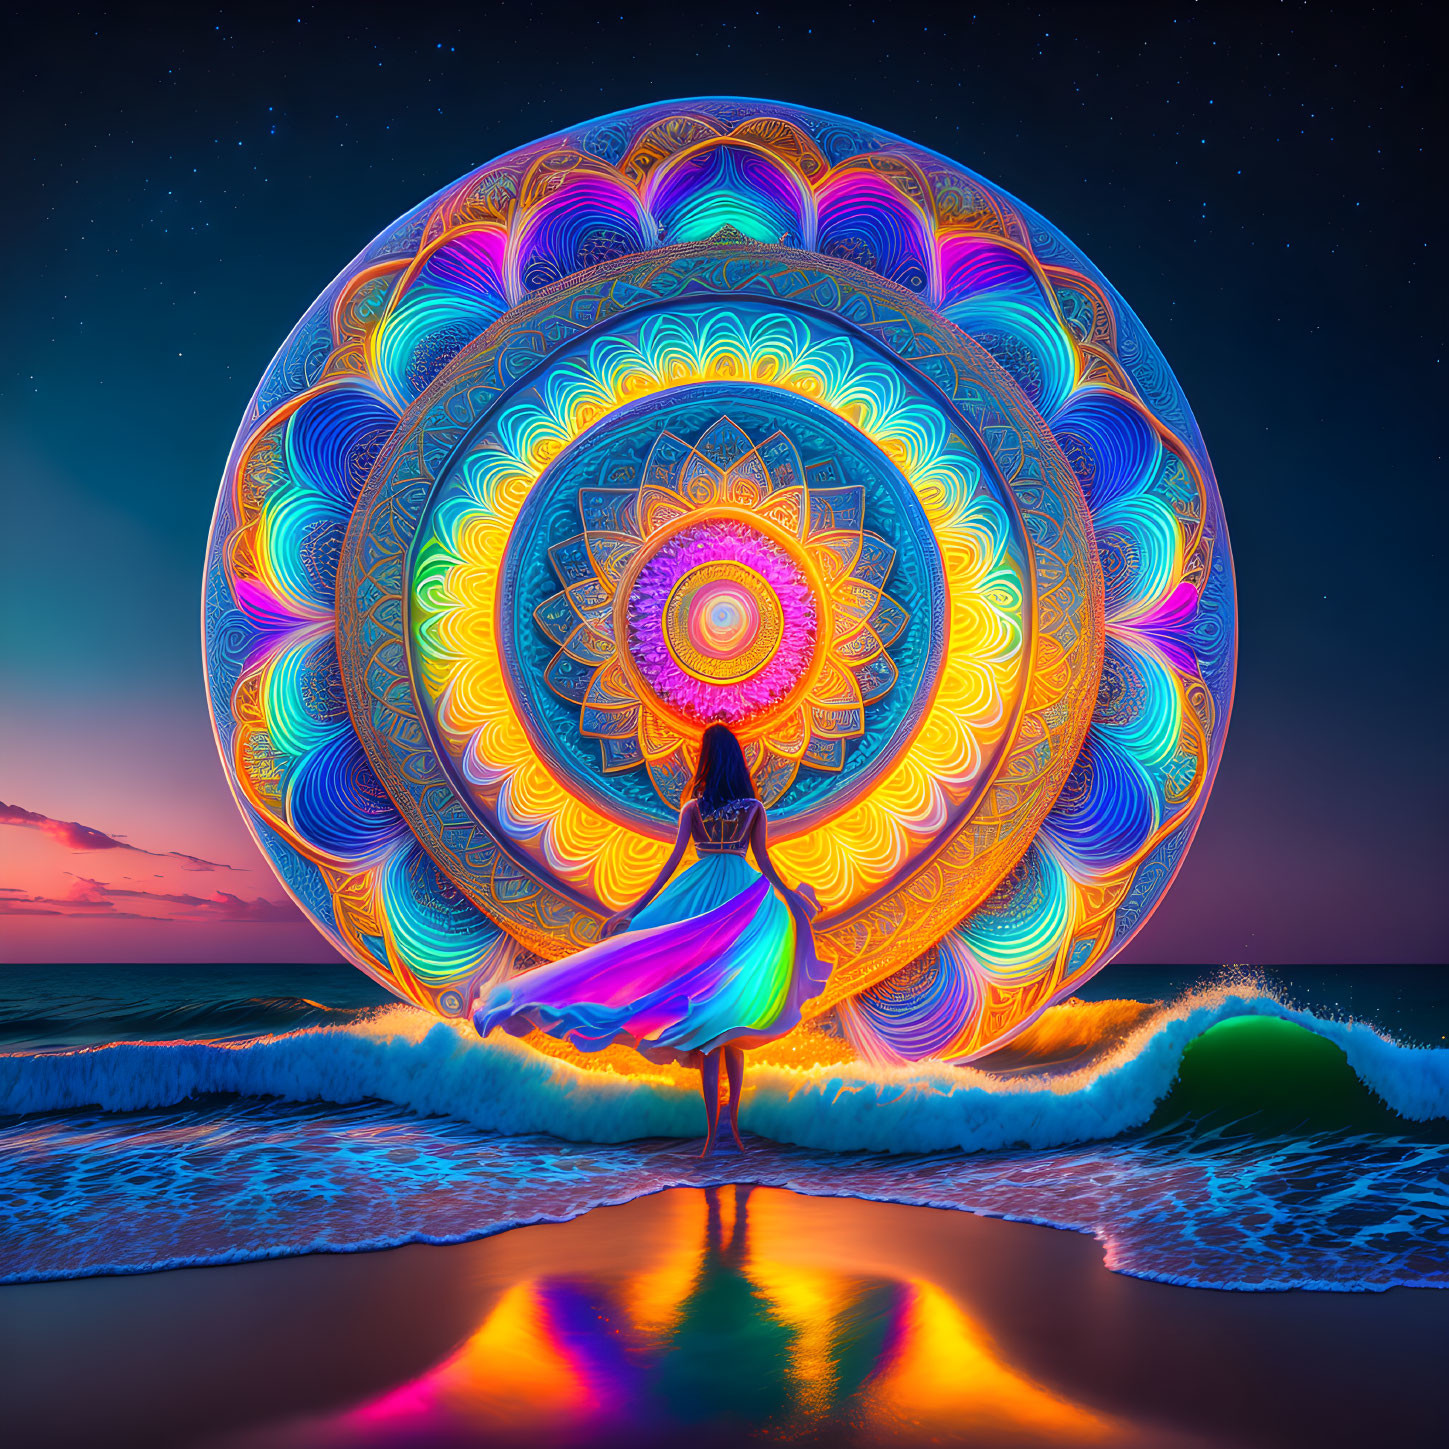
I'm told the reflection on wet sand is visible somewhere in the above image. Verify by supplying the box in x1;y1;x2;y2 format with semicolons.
15;1186;1446;1448
255;1186;1186;1448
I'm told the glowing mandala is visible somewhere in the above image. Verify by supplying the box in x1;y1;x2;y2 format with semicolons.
203;99;1235;1063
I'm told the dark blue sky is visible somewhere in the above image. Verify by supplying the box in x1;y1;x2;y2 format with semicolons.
3;1;1444;963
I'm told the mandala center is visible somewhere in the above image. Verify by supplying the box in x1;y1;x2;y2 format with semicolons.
667;565;776;675
629;521;815;724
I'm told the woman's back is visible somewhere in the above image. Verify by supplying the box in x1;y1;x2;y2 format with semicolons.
692;797;760;854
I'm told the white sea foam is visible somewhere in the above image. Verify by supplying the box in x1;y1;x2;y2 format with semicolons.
3;986;1446;1150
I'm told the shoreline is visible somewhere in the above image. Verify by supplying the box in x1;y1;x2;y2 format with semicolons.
5;1166;1441;1296
3;1188;1445;1449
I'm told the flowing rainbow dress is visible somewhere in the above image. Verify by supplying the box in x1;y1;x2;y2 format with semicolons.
472;799;830;1065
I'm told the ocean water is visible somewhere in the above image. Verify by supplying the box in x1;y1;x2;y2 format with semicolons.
1;964;1447;1292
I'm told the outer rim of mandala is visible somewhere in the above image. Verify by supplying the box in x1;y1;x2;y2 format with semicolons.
336;241;1104;999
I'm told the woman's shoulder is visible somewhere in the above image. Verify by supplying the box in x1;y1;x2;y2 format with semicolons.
697;795;761;821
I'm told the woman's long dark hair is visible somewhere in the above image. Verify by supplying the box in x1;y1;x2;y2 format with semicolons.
689;724;759;812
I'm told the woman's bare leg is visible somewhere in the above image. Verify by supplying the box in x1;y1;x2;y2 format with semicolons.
699;1050;722;1156
724;1046;745;1150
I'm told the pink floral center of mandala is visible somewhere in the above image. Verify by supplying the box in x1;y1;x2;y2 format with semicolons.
628;523;816;724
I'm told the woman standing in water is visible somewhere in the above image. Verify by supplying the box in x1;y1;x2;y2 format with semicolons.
473;724;828;1155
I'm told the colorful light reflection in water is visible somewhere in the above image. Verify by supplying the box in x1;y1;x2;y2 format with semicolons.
284;1187;1142;1448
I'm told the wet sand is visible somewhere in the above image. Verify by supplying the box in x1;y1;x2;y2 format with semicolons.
2;1188;1444;1448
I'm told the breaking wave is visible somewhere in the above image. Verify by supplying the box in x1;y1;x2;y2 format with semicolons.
4;980;1449;1291
3;982;1446;1151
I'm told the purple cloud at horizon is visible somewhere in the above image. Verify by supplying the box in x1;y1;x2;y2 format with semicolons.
0;875;301;925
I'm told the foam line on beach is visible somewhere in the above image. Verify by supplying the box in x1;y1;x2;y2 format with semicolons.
4;1091;1447;1292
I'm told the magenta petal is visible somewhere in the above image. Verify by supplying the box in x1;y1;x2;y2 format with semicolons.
1119;581;1200;674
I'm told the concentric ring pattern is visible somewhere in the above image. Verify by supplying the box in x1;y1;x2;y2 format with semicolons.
204;99;1234;1062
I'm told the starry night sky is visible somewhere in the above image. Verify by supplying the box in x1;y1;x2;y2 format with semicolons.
2;1;1443;964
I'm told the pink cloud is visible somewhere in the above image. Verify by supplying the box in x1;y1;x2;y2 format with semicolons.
199;892;302;923
0;891;150;920
0;876;301;925
0;800;238;871
0;801;127;851
94;880;301;923
0;897;63;917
